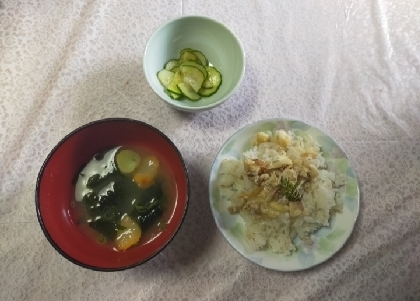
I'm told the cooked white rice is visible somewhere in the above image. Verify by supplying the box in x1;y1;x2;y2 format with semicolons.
218;130;343;255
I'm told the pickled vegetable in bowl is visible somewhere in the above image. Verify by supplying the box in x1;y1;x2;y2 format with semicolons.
157;48;223;101
143;15;245;112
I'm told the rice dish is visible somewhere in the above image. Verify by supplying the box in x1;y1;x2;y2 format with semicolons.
218;129;345;255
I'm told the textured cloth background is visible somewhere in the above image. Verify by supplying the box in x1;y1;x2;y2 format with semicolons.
1;0;419;300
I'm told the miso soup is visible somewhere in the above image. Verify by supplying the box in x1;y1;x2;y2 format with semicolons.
72;146;177;251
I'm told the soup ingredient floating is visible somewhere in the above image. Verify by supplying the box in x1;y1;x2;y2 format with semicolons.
218;130;345;255
157;48;222;101
75;147;167;251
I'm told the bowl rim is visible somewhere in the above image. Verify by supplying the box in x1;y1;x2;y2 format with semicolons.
35;117;190;272
143;14;246;112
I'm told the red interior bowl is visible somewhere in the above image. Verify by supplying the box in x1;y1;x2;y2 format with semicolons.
36;118;189;271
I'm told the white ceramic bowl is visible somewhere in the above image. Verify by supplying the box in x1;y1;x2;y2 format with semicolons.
143;15;245;112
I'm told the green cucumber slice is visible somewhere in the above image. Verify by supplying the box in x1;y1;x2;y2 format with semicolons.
192;50;208;66
179;51;199;63
180;61;208;79
180;48;195;55
177;82;201;101
169;92;181;100
164;59;179;71
167;70;183;94
170;66;180;73
180;65;205;93
207;66;222;86
116;149;141;174
157;69;174;88
202;78;213;89
198;66;222;97
198;87;217;97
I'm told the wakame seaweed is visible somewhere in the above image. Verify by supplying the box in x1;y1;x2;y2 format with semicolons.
89;219;120;239
131;182;165;228
82;170;165;239
132;206;163;229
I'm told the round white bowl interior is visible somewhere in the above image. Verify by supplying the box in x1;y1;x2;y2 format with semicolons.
143;15;245;112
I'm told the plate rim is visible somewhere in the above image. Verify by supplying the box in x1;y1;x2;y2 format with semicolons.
208;117;360;272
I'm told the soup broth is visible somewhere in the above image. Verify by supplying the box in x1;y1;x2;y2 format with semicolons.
72;146;177;251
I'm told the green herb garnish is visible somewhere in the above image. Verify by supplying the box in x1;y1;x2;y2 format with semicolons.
279;177;302;202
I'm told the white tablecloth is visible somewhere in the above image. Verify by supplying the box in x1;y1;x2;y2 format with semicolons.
1;0;420;300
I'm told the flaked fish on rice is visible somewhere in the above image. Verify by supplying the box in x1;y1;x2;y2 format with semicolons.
218;129;345;255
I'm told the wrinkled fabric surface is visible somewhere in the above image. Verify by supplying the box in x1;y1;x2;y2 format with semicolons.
1;0;420;300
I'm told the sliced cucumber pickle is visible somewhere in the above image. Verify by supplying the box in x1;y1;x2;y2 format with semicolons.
169;92;181;100
180;65;205;93
116;149;141;174
164;59;180;71
157;48;222;101
180;48;195;55
181;60;208;79
192;50;208;66
179;51;199;63
178;82;201;101
157;69;174;87
166;70;183;95
198;66;222;97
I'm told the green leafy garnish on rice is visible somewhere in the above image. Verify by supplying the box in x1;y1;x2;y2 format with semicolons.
279;177;302;202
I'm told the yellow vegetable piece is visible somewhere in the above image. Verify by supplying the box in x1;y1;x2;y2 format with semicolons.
269;202;289;213
116;149;141;174
133;156;160;189
115;215;142;251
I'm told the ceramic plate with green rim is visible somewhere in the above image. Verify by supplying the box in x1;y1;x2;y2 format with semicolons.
209;118;359;271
